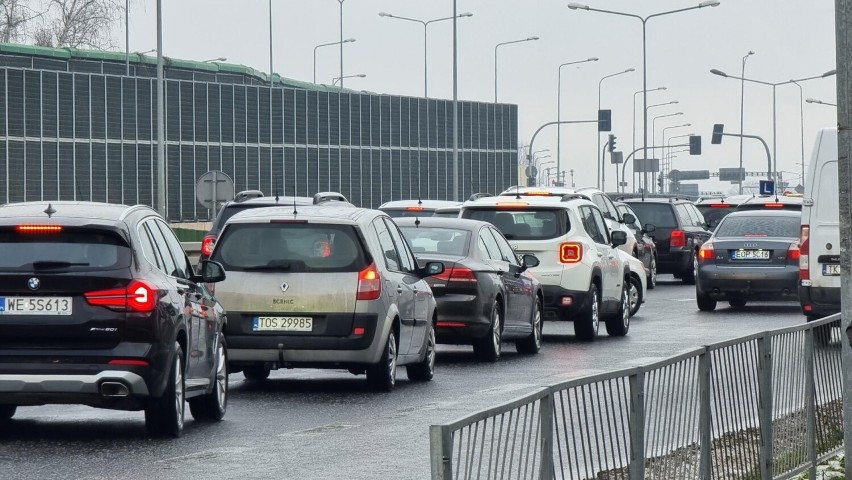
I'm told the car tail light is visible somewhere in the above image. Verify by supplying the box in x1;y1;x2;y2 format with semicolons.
698;242;715;261
356;263;382;301
353;327;365;336
787;243;801;261
433;266;477;284
109;359;150;367
437;321;467;328
799;225;810;280
85;280;158;313
406;206;426;212
560;243;583;263
201;234;216;257
670;230;686;248
710;204;729;208
495;201;529;209
764;203;784;208
16;225;62;233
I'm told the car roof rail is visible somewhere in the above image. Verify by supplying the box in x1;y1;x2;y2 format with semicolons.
313;191;349;204
469;192;493;201
234;190;265;202
561;194;587;202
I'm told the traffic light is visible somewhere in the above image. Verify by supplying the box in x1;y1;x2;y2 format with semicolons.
598;109;612;132
657;176;664;190
689;135;701;155
608;134;617;153
711;124;724;144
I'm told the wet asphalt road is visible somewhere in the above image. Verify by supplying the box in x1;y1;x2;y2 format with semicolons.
0;276;806;480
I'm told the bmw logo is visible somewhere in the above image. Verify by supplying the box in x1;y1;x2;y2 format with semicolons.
27;278;40;291
280;282;289;293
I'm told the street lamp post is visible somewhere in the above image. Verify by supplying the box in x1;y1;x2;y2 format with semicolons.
661;124;691;188
378;11;473;98
791;80;806;191
598;67;635;190
651;112;683;192
633;87;666;154
314;38;356;84
557;58;599;181
203;57;227;63
332;73;366;86
338;0;346;87
569;0;720;197
125;0;130;76
494;36;540;103
641;100;678;190
666;132;694;179
806;97;837;107
738;51;755;193
709;67;836;180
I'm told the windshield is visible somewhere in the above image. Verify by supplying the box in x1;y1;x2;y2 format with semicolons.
697;205;734;227
0;228;131;272
382;209;435;218
399;227;470;256
212;223;368;272
462;208;568;240
626;203;677;229
715;215;801;238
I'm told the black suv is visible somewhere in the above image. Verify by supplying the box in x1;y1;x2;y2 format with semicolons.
200;190;352;261
622;197;711;284
0;202;228;437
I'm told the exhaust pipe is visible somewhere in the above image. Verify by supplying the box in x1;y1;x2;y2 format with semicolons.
100;381;130;397
712;288;721;295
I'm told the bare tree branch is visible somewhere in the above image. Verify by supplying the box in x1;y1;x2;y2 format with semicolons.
0;0;46;43
34;0;122;49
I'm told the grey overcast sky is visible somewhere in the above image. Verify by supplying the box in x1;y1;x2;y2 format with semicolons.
126;0;838;193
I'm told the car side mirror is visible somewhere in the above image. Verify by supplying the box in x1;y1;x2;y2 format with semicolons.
199;260;226;283
421;261;445;278
521;254;540;269
621;213;636;225
643;223;656;234
611;230;627;247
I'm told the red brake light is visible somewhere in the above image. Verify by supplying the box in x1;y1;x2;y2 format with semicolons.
710;204;729;208
85;280;158;312
495;202;529;209
109;359;150;367
406;206;426;212
698;242;715;261
764;203;784;208
433;266;477;284
523;191;553;196
17;225;62;233
787;243;801;261
560;243;583;263
201;234;216;257
357;263;382;301
670;230;687;248
799;225;810;280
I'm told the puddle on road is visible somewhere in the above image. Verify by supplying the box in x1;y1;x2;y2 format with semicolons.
280;424;360;436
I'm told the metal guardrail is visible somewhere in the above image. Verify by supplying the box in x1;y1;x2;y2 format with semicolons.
430;315;844;480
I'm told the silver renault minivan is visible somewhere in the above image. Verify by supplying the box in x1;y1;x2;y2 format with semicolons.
210;206;444;391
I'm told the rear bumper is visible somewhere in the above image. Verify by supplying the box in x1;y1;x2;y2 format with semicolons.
433;294;491;344
541;285;590;322
697;265;799;300
799;285;840;317
657;249;692;275
0;370;149;408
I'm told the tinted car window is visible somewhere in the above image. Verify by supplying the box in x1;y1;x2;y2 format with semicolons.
0;228;131;272
463;208;568;240
627;203;678;229
715;216;801;238
154;220;192;279
399;226;471;257
143;221;178;277
373;218;402;272
488;228;520;266
698;205;734;227
213;223;367;272
675;204;694;227
580;206;606;244
382;209;435;218
384;218;415;272
480;227;504;261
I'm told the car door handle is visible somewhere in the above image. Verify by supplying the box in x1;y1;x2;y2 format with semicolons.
397;286;404;294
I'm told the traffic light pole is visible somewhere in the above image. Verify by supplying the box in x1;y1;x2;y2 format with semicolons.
715;132;772;181
527;119;603;179
619;144;690;193
601;140;610;191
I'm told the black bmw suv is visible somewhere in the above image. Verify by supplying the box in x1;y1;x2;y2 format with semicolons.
0;202;228;437
622;197;712;284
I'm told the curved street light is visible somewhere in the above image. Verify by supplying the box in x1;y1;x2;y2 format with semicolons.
332;73;366;86
556;57;599;178
314;38;356;84
598;67;635;189
495;36;540;102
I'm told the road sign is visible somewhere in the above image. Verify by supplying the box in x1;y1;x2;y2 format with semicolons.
676;170;710;181
611;151;623;164
618;181;628;187
679;183;700;196
719;167;746;182
196;170;235;217
633;158;660;173
525;165;538;177
759;180;775;196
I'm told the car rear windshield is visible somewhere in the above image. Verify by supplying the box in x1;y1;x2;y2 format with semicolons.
398;227;470;256
625;203;678;229
382;209;435;218
715;216;801;238
697;205;734;227
212;223;368;273
0;228;131;272
461;208;568;240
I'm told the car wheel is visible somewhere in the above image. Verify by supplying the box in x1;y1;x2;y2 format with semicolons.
626;276;642;317
696;289;717;312
407;323;436;382
575;284;600;341
145;343;185;438
474;301;503;362
0;405;16;420
605;284;630;337
243;365;271;382
682;254;697;285
516;297;542;354
189;337;228;421
367;329;398;392
728;298;747;309
647;256;657;290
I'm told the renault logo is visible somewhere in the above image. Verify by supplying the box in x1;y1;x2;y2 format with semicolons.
280;282;289;293
27;277;40;291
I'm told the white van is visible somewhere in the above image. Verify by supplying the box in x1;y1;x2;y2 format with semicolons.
800;127;840;320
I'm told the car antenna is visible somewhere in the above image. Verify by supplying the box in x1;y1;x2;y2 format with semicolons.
275;179;280;204
43;203;56;218
515;184;521;200
415;217;420;228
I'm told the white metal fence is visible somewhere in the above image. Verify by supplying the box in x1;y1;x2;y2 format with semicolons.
430;315;843;480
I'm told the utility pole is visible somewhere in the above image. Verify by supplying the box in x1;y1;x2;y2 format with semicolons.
834;0;852;464
156;0;166;217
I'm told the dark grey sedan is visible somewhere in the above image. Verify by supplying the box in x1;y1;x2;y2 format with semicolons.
395;218;543;362
695;210;801;311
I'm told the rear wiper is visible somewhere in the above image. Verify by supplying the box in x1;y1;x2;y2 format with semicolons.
32;261;90;270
